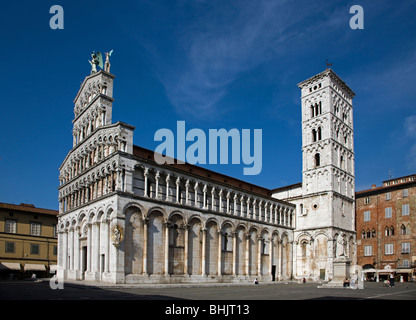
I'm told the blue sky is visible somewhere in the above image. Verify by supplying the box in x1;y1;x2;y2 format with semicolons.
0;0;415;210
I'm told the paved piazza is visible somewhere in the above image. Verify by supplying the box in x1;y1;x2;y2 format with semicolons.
1;280;413;318
1;280;415;300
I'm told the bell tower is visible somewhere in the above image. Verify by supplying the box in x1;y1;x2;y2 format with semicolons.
273;68;357;281
297;68;355;230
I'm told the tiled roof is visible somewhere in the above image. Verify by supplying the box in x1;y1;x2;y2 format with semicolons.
0;202;58;216
133;145;275;198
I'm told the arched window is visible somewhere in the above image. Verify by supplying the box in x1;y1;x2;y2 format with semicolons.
361;230;366;239
366;229;371;238
314;153;321;167
371;229;376;238
318;127;322;140
401;224;407;235
385;226;395;236
312;129;317;142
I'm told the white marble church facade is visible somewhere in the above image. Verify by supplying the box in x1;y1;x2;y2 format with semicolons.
57;58;356;284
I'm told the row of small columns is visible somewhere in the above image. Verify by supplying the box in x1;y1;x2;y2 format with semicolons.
73;108;107;146
61;142;117;185
59;219;111;275
60;169;123;212
143;168;294;227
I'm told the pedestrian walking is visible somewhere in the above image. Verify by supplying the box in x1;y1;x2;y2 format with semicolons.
389;273;395;287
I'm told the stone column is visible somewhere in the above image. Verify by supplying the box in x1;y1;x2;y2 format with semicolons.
92;222;100;274
74;226;80;275
288;240;294;280
308;239;314;277
184;224;189;275
217;231;222;275
274;206;278;224
176;177;181;203
201;228;207;276
240;195;245;217
63;230;68;270
277;240;282;280
245;234;250;275
194;182;199;208
293;241;298;280
57;230;63;278
103;220;110;274
109;217;126;283
232;232;237;275
203;184;207;209
164;222;170;276
233;194;238;216
185;180;190;205
268;238;273;276
257;236;262;276
87;223;92;272
258;201;263;221
155;171;160;199
143;167;149;197
142;218;149;275
68;227;74;270
165;174;171;201
328;237;335;280
211;187;216;211
116;170;121;191
104;176;108;195
219;190;223;213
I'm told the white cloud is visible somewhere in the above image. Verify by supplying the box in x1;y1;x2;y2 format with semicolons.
122;0;357;120
156;0;335;119
404;115;416;170
404;115;416;137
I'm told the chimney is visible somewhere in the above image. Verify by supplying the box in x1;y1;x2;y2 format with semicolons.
371;184;376;189
20;203;35;207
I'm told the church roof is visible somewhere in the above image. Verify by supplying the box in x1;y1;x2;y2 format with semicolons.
132;145;294;206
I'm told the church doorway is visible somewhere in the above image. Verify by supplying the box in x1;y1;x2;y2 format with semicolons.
320;269;325;280
81;246;87;279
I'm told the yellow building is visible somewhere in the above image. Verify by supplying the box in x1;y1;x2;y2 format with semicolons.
0;202;58;279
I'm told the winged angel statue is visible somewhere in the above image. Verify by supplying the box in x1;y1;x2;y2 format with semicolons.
89;50;113;74
89;51;103;74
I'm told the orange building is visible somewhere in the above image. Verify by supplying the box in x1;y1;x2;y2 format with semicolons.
355;174;416;281
0;202;58;279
